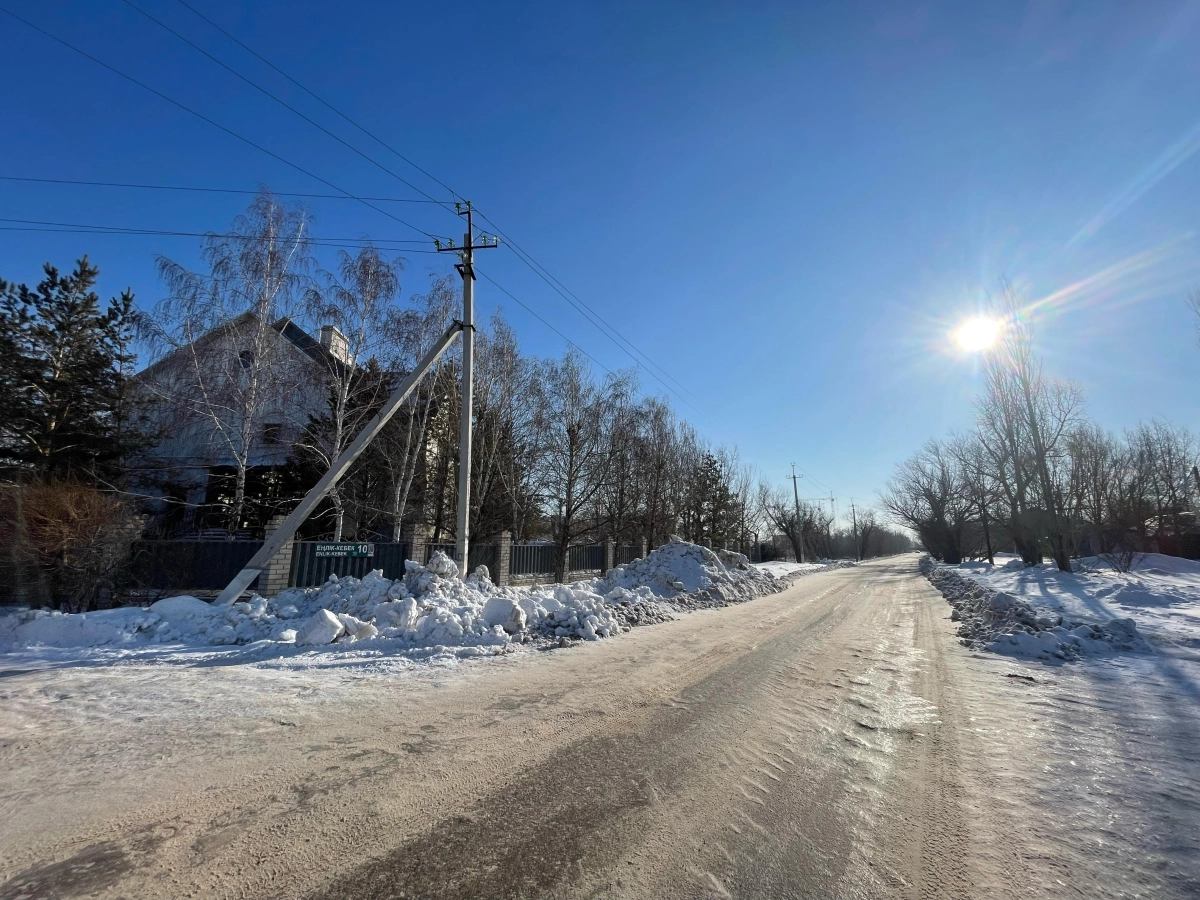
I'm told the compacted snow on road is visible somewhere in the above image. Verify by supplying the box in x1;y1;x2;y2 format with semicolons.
1;555;1197;899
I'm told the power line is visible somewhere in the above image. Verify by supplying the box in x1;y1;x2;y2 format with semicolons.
0;218;442;252
0;175;452;204
475;212;708;407
11;2;718;432
151;2;710;419
476;269;614;376
119;0;453;215
0;5;443;242
173;0;463;205
0;215;430;244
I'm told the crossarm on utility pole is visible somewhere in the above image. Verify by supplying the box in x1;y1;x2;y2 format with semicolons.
214;323;463;605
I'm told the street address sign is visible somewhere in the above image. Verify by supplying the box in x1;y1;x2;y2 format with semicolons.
313;542;372;558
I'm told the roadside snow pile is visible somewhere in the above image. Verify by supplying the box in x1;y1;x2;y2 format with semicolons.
921;556;1153;661
0;538;817;659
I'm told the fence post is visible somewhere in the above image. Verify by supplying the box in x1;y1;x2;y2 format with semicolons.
640;538;648;560
604;539;615;573
497;530;512;586
260;515;294;596
404;523;429;569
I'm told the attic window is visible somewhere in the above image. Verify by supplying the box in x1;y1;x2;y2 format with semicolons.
239;350;254;370
262;423;283;445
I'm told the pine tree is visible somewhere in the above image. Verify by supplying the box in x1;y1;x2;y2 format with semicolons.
0;257;143;483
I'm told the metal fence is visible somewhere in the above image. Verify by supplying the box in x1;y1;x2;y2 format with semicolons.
423;543;456;563
616;545;641;565
468;543;498;574
511;543;555;576
568;544;605;572
421;542;498;573
290;541;409;588
128;540;263;591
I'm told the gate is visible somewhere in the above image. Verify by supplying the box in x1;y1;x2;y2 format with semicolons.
289;541;410;588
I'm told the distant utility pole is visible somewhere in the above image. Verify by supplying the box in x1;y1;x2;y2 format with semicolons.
790;464;805;564
436;202;498;572
850;500;860;562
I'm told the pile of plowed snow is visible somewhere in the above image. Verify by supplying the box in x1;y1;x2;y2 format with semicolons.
0;538;816;657
921;556;1151;661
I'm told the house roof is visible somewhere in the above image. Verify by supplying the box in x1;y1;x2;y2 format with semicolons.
137;312;347;380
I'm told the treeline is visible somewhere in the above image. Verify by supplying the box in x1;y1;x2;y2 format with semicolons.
0;192;793;599
882;288;1199;571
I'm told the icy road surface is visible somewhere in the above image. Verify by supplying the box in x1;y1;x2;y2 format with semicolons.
1;556;1197;899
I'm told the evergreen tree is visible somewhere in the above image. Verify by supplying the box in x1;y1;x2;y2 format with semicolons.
0;257;143;483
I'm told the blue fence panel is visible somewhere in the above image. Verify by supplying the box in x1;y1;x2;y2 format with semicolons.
128;540;263;591
511;544;556;576
617;545;641;566
568;544;605;573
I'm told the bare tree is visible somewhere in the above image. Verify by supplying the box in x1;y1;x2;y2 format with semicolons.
294;246;402;540
144;192;313;533
880;440;975;563
980;284;1084;570
535;352;624;581
372;275;457;541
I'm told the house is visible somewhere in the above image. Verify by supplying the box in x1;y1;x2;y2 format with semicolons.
132;313;350;537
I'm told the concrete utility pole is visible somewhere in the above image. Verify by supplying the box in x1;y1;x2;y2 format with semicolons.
850;500;860;562
790;464;805;564
214;322;465;604
436;202;498;573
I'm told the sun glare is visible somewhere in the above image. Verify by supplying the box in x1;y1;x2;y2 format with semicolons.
954;316;1001;352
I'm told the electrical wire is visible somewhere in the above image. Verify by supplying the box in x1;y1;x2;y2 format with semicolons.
0;5;446;243
173;0;462;205
119;0;452;216
0;215;429;244
154;2;708;415
9;3;726;435
0;175;451;204
475;269;613;376
0;219;441;252
478;215;709;408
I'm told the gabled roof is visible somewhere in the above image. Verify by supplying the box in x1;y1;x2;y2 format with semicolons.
137;312;348;380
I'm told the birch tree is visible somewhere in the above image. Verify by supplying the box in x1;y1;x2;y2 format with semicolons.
146;192;312;534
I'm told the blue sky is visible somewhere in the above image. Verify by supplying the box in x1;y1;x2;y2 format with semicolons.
3;0;1199;519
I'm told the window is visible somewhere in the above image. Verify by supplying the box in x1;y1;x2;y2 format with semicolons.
262;423;283;445
239;350;254;370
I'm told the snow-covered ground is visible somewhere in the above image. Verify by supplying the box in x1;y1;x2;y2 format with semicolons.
0;539;826;675
752;560;829;577
928;552;1200;662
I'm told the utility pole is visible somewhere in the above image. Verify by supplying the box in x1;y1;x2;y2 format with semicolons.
790;464;805;564
850;500;860;562
436;202;498;573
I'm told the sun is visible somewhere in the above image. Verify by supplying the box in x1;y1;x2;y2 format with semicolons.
954;316;1002;353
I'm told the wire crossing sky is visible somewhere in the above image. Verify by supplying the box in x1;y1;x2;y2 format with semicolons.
2;0;1199;517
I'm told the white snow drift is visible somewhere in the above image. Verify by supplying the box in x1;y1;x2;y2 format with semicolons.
0;538;820;663
923;552;1200;661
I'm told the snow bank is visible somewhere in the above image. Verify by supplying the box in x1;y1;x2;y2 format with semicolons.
921;557;1155;661
0;538;831;662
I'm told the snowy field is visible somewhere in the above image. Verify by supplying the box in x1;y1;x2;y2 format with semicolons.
0;539;829;678
946;552;1200;659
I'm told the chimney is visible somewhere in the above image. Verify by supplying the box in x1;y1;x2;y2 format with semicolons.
319;325;349;364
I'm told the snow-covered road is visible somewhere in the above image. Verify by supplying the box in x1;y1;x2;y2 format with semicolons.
1;556;1197;898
